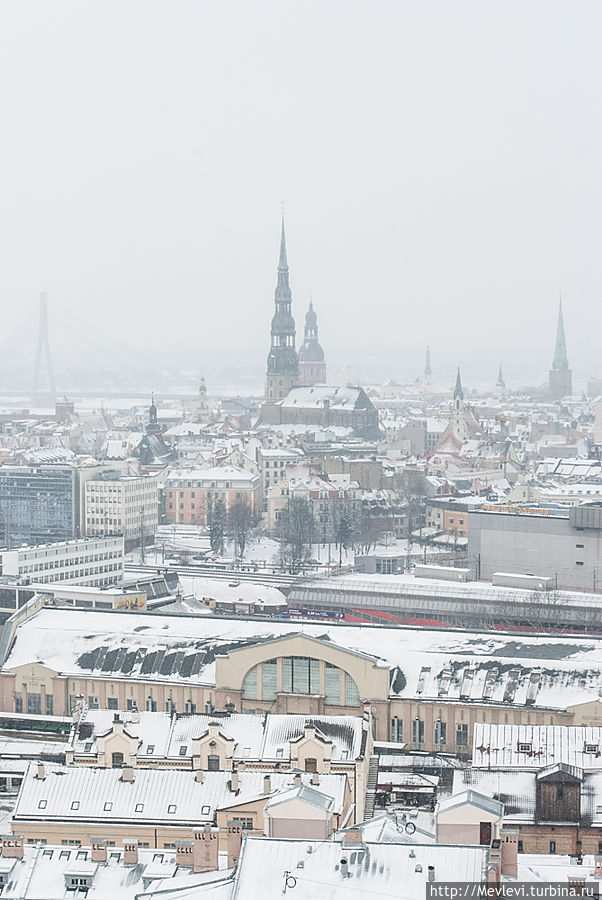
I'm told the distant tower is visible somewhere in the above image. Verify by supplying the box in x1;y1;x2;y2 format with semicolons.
32;292;56;403
453;367;464;412
298;300;326;386
198;376;209;416
549;296;572;400
496;363;506;390
265;217;299;401
424;345;432;385
146;392;161;434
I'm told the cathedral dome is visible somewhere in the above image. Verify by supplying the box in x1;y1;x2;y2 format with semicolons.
299;339;325;363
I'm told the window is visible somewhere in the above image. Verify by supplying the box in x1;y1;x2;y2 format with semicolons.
345;672;359;706
282;657;320;695
230;817;253;830
549;841;556;854
201;805;210;815
262;660;277;701
104;802;112;811
413;719;425;745
71;801;80;810
518;841;524;853
146;745;155;755
107;698;118;710
111;752;124;768
14;693;23;714
305;758;317;773
325;664;341;705
391;717;403;743
576;561;584;566
38;800;47;809
208;754;220;771
167;804;177;814
518;742;531;753
88;696;99;709
576;543;584;549
27;693;41;715
45;695;53;716
585;744;598;754
434;721;447;746
456;724;469;746
135;803;144;813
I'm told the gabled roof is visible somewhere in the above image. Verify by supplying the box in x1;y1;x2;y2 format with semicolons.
264;784;334;813
436;789;503;818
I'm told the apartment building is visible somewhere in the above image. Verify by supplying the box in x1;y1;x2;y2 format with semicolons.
163;466;261;525
0;536;124;588
84;472;158;548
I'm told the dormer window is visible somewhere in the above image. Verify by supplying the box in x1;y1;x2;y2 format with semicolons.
179;745;187;756
518;742;532;753
585;744;598;754
84;743;92;752
276;748;284;758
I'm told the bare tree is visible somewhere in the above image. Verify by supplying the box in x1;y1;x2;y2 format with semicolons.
208;497;226;556
280;498;313;574
229;498;254;560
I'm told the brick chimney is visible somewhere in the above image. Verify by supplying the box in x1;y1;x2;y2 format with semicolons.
263;775;271;794
501;829;519;879
121;765;134;783
123;840;138;865
176;842;193;867
91;839;107;863
1;836;23;859
193;825;218;873
195;769;204;783
227;825;243;868
342;829;363;848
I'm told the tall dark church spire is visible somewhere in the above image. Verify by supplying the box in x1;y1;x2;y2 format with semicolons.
552;296;569;371
549;294;572;399
265;216;299;401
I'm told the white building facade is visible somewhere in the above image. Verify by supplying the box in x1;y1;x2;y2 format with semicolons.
85;474;159;546
0;536;124;588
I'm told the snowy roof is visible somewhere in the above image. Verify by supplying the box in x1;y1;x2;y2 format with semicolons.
179;576;286;608
13;763;347;823
436;789;503;818
264;784;334;813
280;386;370;411
452;768;602;826
230;836;488;899
472;724;602;770
166;466;258;484
7;608;602;711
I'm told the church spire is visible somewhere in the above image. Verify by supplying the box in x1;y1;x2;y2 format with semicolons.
278;216;288;271
497;363;506;389
454;367;463;400
552;294;569;371
424;345;432;379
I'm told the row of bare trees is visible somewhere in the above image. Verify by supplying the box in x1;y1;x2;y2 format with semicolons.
207;498;256;559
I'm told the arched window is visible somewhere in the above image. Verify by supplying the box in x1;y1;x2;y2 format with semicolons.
207;754;220;771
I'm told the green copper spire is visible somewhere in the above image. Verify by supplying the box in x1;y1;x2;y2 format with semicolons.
454;367;463;400
278;216;288;271
552;295;569;371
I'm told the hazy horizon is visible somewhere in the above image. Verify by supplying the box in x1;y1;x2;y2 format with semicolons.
0;1;600;394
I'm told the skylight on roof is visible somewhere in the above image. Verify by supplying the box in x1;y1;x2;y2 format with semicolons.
135;803;144;812
201;805;210;815
38;800;47;809
167;804;177;814
179;745;187;756
71;801;80;810
104;802;113;811
147;745;155;755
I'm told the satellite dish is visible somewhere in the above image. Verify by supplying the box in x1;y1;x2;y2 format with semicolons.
405;822;416;835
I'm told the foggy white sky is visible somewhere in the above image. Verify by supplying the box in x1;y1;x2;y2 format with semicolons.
0;1;600;391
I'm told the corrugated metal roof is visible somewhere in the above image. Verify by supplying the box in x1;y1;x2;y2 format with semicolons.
472;724;602;770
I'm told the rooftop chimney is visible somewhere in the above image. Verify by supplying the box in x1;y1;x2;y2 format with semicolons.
340;858;348;878
294;773;302;787
36;762;45;781
263;775;271;794
195;769;204;783
1;836;23;860
311;772;319;786
427;866;435;883
123;840;138;865
342;829;363;848
91;839;107;863
230;770;239;792
176;842;194;867
129;708;140;724
120;765;134;783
